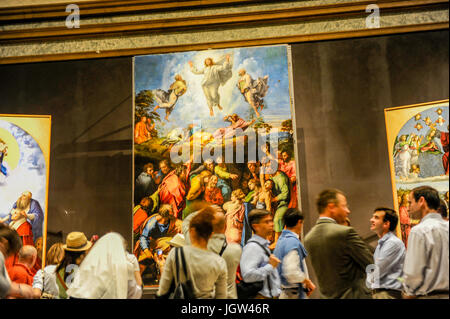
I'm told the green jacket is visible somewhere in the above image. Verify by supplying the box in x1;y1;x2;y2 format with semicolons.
304;218;373;299
270;171;290;207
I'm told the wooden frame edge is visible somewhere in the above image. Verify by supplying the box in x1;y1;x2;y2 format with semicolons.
0;21;448;65
0;0;447;42
0;0;287;21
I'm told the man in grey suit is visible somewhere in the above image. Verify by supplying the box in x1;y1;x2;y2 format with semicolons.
304;189;373;298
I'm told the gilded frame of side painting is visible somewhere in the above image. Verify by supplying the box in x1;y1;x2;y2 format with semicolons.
0;114;52;269
384;99;449;247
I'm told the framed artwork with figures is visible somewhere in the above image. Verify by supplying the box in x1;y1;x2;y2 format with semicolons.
132;44;302;287
0;114;51;270
384;100;449;247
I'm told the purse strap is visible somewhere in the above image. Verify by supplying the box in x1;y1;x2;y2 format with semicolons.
56;269;68;291
179;246;189;280
219;239;228;256
247;240;273;298
247;240;270;257
174;247;180;284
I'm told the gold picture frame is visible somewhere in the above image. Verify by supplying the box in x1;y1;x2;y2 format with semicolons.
0;113;52;269
384;99;449;246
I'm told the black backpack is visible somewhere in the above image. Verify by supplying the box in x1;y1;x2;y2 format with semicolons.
236;240;272;299
169;247;196;299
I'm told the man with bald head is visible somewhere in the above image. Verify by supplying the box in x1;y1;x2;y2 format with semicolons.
182;205;242;298
8;245;37;288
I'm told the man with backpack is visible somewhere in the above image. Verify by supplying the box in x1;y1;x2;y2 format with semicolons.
239;209;281;299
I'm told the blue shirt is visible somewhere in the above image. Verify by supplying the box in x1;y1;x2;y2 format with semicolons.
369;231;405;291
273;229;308;299
139;216;170;250
240;234;281;298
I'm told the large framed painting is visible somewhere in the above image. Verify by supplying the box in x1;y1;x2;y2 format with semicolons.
133;45;300;287
0;114;51;269
385;100;449;247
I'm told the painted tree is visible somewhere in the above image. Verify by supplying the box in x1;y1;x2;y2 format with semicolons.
281;119;293;134
135;90;161;137
253;117;272;135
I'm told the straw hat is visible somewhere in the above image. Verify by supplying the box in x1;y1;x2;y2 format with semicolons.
168;233;185;248
63;231;93;252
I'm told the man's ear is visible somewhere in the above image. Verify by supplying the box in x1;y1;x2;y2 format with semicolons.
418;196;426;207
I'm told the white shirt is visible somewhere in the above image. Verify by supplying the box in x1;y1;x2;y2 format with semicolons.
207;234;242;299
281;251;309;288
32;265;59;298
403;213;449;295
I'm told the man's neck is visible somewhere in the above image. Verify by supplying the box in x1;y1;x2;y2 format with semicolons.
191;238;208;250
254;233;268;240
319;213;335;221
18;261;32;270
286;227;300;237
377;229;390;239
421;209;437;219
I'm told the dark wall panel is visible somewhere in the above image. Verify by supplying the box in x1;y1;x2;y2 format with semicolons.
0;57;133;247
0;31;448;291
291;29;448;298
291;30;449;239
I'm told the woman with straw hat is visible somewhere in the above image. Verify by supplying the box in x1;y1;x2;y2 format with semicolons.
54;231;92;299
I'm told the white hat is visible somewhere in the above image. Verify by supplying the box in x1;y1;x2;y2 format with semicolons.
168;233;185;248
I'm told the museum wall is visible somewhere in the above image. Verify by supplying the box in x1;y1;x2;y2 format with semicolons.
0;57;133;248
0;29;447;254
291;29;449;297
0;1;448;64
292;30;449;238
0;0;448;297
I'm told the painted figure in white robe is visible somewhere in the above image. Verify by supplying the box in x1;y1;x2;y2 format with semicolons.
237;69;269;118
188;54;233;117
394;135;412;179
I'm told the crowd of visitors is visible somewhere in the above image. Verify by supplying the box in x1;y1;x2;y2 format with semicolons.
0;185;448;299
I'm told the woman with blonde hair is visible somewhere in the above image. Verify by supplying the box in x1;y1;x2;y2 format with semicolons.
32;242;65;298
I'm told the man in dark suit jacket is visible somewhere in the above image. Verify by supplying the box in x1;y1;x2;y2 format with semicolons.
304;189;373;299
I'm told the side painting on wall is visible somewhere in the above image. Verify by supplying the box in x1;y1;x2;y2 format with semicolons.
385;100;449;247
132;45;300;287
0;114;51;270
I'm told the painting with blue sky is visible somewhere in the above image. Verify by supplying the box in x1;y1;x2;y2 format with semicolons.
133;45;299;287
134;45;292;136
385;100;449;246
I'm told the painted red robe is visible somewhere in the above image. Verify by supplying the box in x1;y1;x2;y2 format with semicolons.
279;159;298;208
158;171;187;219
134;121;151;144
441;131;449;175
